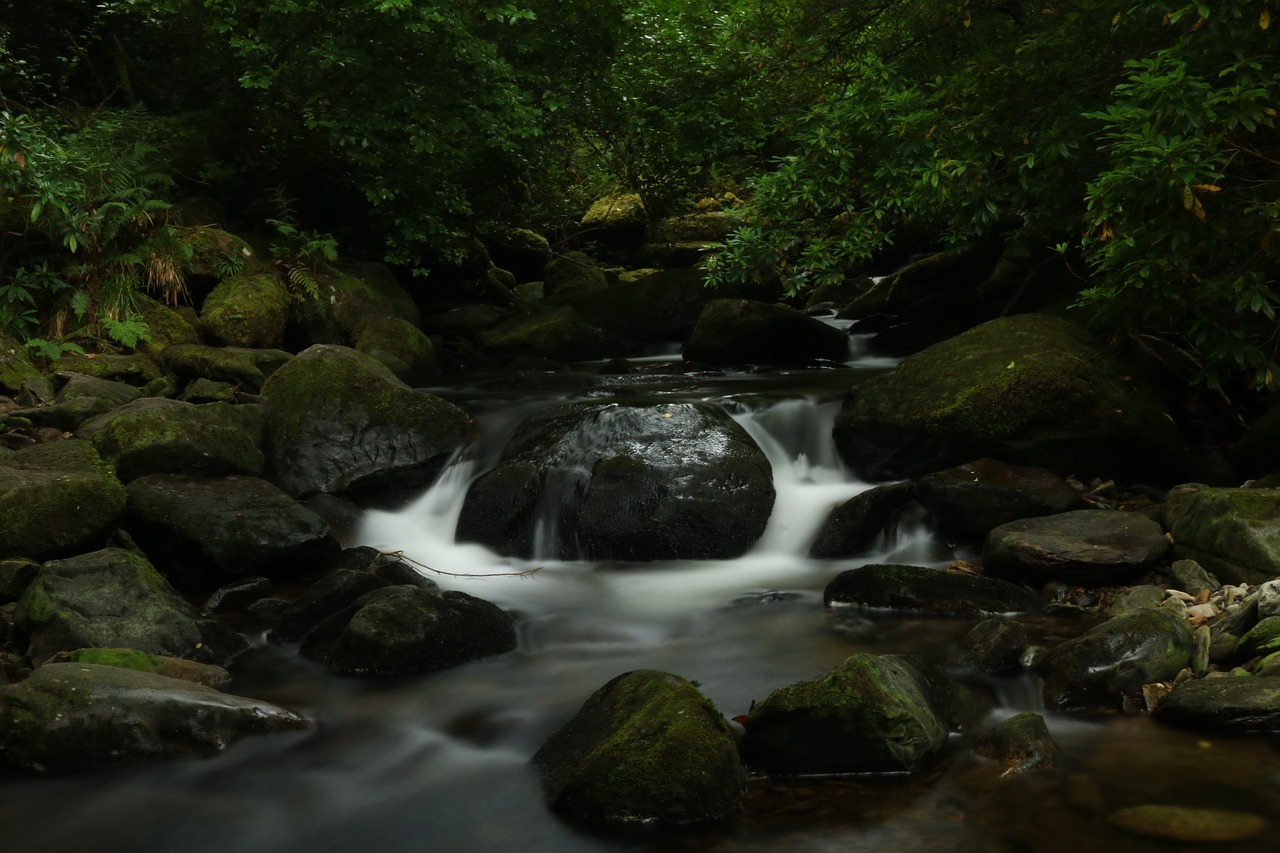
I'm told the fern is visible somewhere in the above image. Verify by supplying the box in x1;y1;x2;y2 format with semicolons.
213;251;246;279
100;313;151;348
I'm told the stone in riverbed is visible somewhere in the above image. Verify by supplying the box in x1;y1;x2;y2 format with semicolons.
88;397;264;482
916;458;1085;539
808;481;919;558
982;509;1169;585
0;663;307;773
1107;804;1270;843
533;669;745;826
957;618;1031;675
973;712;1059;775
824;564;1043;616
1153;676;1280;731
683;298;849;367
1159;485;1280;586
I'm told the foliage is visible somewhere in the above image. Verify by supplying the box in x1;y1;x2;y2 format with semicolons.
266;191;338;304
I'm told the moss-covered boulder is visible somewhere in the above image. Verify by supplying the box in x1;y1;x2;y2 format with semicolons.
917;458;1086;539
160;343;293;393
175;225;263;285
809;481;920;558
0;663;306;772
741;653;951;775
52;647;230;687
0;441;126;561
300;585;516;676
89;398;264;482
1038;608;1192;711
824;564;1043;616
200;273;291;348
135;293;200;353
983;509;1170;586
0;558;39;604
533;669;745;826
259;345;468;501
543;251;609;297
292;263;421;347
1;337;49;397
1153;676;1280;731
1159;485;1280;585
14;547;250;665
478;305;611;362
457;401;775;560
559;268;732;345
832;314;1187;483
15;373;142;432
683;299;849;367
49;351;162;387
973;712;1059;775
352;314;439;384
957;618;1032;676
125;473;339;591
579;193;648;258
486;227;551;283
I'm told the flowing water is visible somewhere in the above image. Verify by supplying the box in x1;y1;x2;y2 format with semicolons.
3;342;1279;852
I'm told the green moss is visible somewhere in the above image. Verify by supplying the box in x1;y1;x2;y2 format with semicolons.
64;647;163;673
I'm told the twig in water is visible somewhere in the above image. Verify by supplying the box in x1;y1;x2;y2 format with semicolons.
378;550;541;579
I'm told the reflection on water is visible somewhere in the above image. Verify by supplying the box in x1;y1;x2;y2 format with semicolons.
3;362;1278;853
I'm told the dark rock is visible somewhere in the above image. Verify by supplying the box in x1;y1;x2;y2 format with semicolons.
1154;676;1280;731
579;193;647;259
809;482;919;558
160;344;293;393
1039;608;1192;711
49;352;162;386
421;304;503;336
1106;804;1270;844
457;402;774;560
135;293;199;353
15;373;142;432
292;263;422;347
533;669;745;825
259;344;468;500
14;547;250;666
203;577;275;615
958;619;1031;675
741;653;950;775
301;586;517;676
832;314;1187;484
88;397;264;481
0;440;126;561
973;712;1059;775
51;648;230;687
1167;558;1220;597
201;273;291;348
544;251;609;296
1159;485;1280;585
824;564;1043;616
352;314;439;384
478;305;612;362
0;663;306;772
558;268;725;345
683;299;849;367
487;228;551;283
983;510;1169;585
0;558;39;604
1103;584;1167;618
270;568;393;643
177;377;239;403
917;458;1085;539
1;337;47;397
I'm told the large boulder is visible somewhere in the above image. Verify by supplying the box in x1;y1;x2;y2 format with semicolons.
457;402;775;560
124;474;339;591
1159;485;1280;585
917;458;1086;539
533;669;745;826
741;653;951;775
809;482;920;558
477;305;612;362
486;228;551;283
1;337;47;398
200;272;291;348
49;351;162;387
259;345;468;501
983;509;1170;586
14;547;250;665
972;712;1059;775
352;314;439;384
88;398;264;482
832;314;1187;483
683;299;849;367
1153;676;1280;732
824;563;1043;616
0;663;306;772
291;263;421;347
557;268;726;345
0;441;126;561
579;193;648;259
543;251;609;297
159;344;293;393
17;373;142;433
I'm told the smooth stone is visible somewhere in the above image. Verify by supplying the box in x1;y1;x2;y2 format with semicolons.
1107;804;1269;843
983;509;1169;585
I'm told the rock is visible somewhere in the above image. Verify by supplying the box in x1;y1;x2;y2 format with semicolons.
1160;485;1280;586
200;273;291;348
352;314;439;384
478;305;611;362
917;459;1085;539
0;440;126;561
178;377;239;403
809;482;920;558
160;343;293;393
49;351;162;386
203;577;275;615
14;547;250;666
532;669;745;825
487;228;551;283
1107;804;1270;843
89;398;264;482
831;314;1187;483
270;567;397;643
558;267;725;345
300;586;516;676
292;263;422;347
0;663;306;772
135;293;200;353
175;225;264;295
421;304;503;336
1238;615;1280;659
51;648;230;687
1039;608;1192;711
1168;558;1221;597
1103;584;1167;618
958;619;1031;675
15;373;142;432
259;345;468;501
741;653;950;775
824;564;1043;616
683;299;849;367
1;338;47;397
457;402;774;560
982;510;1169;585
973;712;1059;775
544;251;609;296
579;193;647;258
124;474;339;591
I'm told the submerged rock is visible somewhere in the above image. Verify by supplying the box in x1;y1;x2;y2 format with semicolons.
983;509;1169;585
957;619;1031;676
0;663;307;772
457;401;774;560
533;669;745;825
824;564;1043;616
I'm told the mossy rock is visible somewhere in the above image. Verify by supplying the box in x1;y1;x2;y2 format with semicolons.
0;558;40;604
478;305;611;362
1154;676;1280;731
292;263;421;347
175;226;263;283
1107;804;1270;844
159;343;293;393
683;299;849;367
543;251;609;297
1160;485;1280;585
957;618;1032;675
14;547;250;665
486;227;551;283
973;711;1059;775
533;669;746;826
90;397;264;482
135;294;199;354
53;647;230;687
201;273;291;348
557;267;729;344
983;509;1170;586
580;193;648;257
1;338;46;396
0;662;306;772
832;314;1188;484
49;351;163;387
0;441;126;561
824;563;1043;616
352;314;439;384
17;373;143;432
259;344;468;500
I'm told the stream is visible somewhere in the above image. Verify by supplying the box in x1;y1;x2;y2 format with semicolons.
2;340;1279;852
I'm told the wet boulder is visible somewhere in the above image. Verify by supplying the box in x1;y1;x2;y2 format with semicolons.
0;558;39;603
983;509;1170;586
533;669;745;825
457;402;775;560
917;459;1085;539
832;314;1187;483
1039;608;1192;711
809;481;919;558
1160;485;1280;585
200;273;291;348
0;663;306;772
51;648;231;687
299;585;516;677
1153;676;1280;732
259;345;468;501
124;473;339;591
579;193;647;259
957;618;1032;676
683;299;849;367
824;564;1043;616
973;712;1059;775
0;440;126;561
88;398;264;482
741;653;950;775
14;547;250;666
